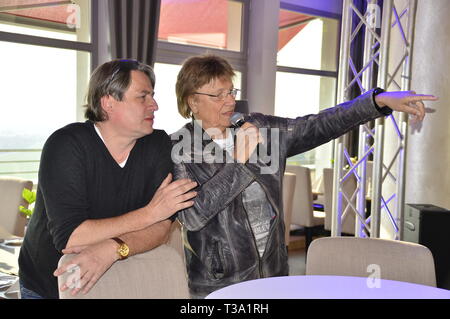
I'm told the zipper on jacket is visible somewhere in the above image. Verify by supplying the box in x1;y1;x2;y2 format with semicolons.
255;178;281;247
241;198;264;278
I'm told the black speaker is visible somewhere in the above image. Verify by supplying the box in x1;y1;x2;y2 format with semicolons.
403;204;450;289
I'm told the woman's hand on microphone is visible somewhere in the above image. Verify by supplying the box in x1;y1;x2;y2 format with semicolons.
234;122;265;164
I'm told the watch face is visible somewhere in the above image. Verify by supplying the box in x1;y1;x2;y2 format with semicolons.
118;244;129;257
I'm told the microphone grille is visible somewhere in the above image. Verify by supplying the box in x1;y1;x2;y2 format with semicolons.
230;112;245;126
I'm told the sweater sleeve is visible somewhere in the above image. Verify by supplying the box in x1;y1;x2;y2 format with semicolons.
39;129;90;252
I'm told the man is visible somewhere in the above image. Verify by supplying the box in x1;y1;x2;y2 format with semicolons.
18;59;197;299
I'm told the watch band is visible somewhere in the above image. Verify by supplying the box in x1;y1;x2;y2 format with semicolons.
372;87;393;116
111;237;125;246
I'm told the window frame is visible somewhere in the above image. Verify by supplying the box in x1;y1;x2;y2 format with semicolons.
277;2;342;170
277;2;340;89
0;0;98;182
0;1;99;70
155;0;249;98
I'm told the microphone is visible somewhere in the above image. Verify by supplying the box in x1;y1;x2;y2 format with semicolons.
230;112;246;128
230;111;268;165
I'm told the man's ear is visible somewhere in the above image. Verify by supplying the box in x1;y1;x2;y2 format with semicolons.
100;96;113;114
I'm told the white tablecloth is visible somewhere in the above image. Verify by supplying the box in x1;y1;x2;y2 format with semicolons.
206;275;450;299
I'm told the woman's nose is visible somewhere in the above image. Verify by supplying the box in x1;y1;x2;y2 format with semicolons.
225;92;236;103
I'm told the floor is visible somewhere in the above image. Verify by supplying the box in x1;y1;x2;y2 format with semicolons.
287;235;307;276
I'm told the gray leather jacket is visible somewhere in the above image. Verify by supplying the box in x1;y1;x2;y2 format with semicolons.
171;89;389;297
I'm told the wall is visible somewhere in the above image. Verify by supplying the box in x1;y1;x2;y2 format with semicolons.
382;0;450;240
359;0;450;239
246;0;280;115
406;0;450;209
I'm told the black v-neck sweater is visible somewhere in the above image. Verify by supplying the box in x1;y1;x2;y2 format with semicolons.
19;121;172;298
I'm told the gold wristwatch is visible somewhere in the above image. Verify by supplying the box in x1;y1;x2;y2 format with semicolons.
111;237;129;260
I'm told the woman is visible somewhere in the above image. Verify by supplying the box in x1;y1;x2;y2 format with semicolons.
171;54;437;298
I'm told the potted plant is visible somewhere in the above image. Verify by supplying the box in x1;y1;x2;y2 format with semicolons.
19;188;36;234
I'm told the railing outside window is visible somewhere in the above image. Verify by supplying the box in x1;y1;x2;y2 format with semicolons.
0;149;41;182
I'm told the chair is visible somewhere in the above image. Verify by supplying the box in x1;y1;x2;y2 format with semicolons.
285;165;325;252
58;244;189;299
0;176;33;238
282;172;296;247
306;237;437;287
311;170;325;208
323;168;357;235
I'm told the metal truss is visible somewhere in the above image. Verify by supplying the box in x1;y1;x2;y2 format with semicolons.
332;0;417;239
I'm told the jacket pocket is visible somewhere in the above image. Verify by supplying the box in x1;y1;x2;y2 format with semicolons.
209;240;226;280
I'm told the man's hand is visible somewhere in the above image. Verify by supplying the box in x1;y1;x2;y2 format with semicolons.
145;173;197;223
234;122;265;164
375;91;438;122
53;239;118;296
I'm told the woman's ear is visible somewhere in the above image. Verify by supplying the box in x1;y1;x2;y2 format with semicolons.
188;95;198;114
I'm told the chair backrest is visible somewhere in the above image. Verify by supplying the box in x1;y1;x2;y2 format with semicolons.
306;237;437;287
323;168;356;234
0;177;33;238
285;165;314;227
282;172;296;244
58;244;190;299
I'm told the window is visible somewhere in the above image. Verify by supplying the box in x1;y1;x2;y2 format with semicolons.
0;0;90;42
158;0;243;52
277;13;337;71
155;0;247;135
274;8;339;175
0;0;92;183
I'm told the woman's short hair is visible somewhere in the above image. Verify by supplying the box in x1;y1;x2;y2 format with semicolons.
176;54;235;119
84;59;155;122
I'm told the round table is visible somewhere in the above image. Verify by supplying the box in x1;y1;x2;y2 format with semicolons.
206;275;450;299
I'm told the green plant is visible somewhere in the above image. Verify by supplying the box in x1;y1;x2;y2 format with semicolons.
19;188;36;219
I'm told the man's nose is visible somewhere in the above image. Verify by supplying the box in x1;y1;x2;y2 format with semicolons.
147;96;158;111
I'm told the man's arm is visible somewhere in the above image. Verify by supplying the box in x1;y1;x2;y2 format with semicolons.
65;173;196;248
54;173;196;296
54;220;172;296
